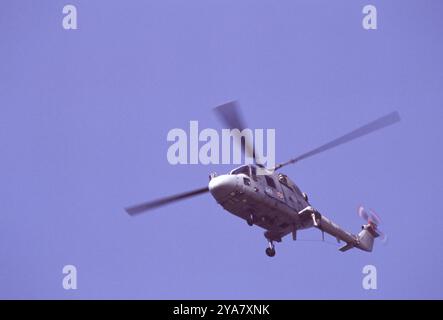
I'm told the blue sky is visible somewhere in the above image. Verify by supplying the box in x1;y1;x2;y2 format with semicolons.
1;0;442;299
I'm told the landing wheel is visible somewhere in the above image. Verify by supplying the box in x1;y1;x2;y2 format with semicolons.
246;213;254;226
265;241;276;257
265;247;276;257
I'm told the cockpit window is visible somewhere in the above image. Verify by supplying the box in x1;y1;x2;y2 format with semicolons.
230;166;250;177
265;175;276;189
278;174;296;192
282;183;295;193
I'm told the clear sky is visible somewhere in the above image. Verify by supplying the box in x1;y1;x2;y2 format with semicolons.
1;0;442;299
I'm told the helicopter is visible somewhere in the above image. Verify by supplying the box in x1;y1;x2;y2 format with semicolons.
125;102;400;257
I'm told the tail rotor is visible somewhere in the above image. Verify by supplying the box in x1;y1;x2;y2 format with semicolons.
358;206;388;243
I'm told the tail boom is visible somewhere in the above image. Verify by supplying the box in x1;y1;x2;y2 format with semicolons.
307;208;379;253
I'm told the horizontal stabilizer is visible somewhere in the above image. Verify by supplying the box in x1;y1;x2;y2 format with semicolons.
339;243;355;252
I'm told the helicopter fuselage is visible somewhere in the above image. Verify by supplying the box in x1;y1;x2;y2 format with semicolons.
207;164;373;256
208;164;314;241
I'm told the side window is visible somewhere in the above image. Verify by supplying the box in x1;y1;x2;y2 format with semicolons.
265;176;276;189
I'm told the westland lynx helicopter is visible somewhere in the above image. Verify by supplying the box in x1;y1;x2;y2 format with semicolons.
126;102;400;257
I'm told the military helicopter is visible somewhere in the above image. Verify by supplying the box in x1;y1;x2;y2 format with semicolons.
125;102;400;257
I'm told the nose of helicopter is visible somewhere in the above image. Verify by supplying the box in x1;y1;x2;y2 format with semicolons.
208;175;238;201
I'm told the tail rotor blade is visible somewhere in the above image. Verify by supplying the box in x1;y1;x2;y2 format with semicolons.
358;206;388;244
376;228;388;244
368;208;382;225
358;206;370;221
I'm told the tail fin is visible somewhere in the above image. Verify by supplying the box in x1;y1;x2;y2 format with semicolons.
356;225;379;252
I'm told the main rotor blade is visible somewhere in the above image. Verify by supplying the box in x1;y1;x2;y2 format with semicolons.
125;186;209;216
214;101;256;163
274;111;401;170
